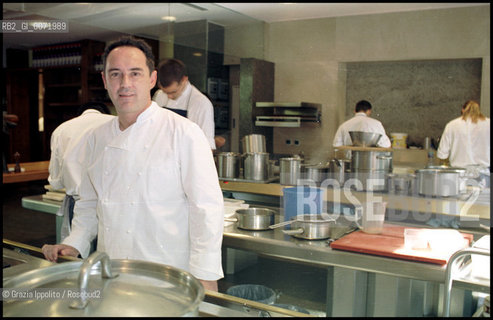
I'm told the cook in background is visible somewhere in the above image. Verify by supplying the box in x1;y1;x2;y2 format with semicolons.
437;100;490;187
152;58;216;150
333;99;391;148
48;102;114;242
42;36;224;292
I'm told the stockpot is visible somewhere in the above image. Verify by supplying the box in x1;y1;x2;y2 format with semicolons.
280;157;302;185
416;168;461;197
217;152;240;179
426;165;467;193
269;214;335;240
387;173;416;195
327;159;351;187
225;207;276;231
3;251;204;317
243;152;269;181
241;134;266;153
303;164;330;185
351;150;393;172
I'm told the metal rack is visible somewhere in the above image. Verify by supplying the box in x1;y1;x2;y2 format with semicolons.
443;247;490;317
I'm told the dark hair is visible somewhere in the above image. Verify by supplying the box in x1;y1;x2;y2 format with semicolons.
157;58;188;88
355;100;372;113
77;102;112;116
102;35;155;74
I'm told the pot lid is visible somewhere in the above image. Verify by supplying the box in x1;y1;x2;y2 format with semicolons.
3;252;204;317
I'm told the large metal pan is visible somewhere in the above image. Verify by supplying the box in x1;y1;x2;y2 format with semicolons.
225;207;276;231
269;214;335;240
3;251;204;317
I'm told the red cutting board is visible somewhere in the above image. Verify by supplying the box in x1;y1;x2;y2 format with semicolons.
330;224;473;265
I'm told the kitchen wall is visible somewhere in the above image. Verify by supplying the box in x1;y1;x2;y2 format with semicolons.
225;6;490;163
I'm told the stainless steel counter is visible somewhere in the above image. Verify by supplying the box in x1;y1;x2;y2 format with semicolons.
19;194;489;316
219;181;491;220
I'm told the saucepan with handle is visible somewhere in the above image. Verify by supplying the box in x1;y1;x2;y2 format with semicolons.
269;214;335;240
225;207;276;231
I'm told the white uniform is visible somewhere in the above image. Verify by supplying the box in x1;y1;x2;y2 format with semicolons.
333;112;391;148
63;102;224;281
48;109;114;240
437;116;490;167
153;82;216;149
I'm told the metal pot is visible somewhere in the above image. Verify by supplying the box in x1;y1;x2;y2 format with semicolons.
217;152;240;179
269;214;335;240
225;207;276;231
416;168;460;197
243;152;269;181
387;173;416;195
426;165;467;193
327;159;351;186
3;251;204;317
279;157;302;185
241;134;266;153
351;150;393;172
349;131;382;147
303;165;329;185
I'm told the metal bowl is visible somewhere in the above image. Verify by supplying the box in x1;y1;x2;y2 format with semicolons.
349;131;382;147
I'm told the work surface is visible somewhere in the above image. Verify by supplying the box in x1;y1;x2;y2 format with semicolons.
219;180;491;220
3;161;49;184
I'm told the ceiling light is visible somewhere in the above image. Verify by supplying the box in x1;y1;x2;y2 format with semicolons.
161;16;176;22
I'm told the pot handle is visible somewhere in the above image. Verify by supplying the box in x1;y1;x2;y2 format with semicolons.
376;155;393;160
70;251;119;309
268;220;294;229
282;228;304;235
224;218;238;222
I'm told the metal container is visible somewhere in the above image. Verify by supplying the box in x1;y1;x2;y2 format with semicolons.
241;134;266;154
226;207;276;231
303;165;329;185
416;168;461;197
279;157;302;185
387;173;416;195
349;131;382;147
351;150;393;171
243;152;269;181
426;165;467;193
327;159;351;186
217;152;240;179
269;214;335;240
3;251;204;317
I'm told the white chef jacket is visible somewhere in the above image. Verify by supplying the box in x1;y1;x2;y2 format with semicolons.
48;109;115;197
333;112;391;148
152;82;216;150
437;116;490;168
63;102;224;281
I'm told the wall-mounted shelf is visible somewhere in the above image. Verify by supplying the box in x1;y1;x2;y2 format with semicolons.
254;102;321;128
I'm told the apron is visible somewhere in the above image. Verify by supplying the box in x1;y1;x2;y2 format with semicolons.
57;194;75;242
164;87;192;118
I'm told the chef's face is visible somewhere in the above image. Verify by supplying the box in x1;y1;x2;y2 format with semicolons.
160;76;188;100
102;46;157;116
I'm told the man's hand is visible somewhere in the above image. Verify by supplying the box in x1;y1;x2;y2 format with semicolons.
200;279;218;292
41;244;80;262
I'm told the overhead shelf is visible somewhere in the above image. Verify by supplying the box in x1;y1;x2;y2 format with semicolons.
254;101;321;128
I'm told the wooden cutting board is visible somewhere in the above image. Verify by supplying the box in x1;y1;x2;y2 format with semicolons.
330;224;473;265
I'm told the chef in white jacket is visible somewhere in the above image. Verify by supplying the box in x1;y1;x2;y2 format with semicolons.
152;58;216;150
48;102;114;242
42;36;224;291
437;100;490;186
333;100;391;148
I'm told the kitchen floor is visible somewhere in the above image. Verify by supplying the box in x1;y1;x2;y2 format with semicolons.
3;182;327;316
